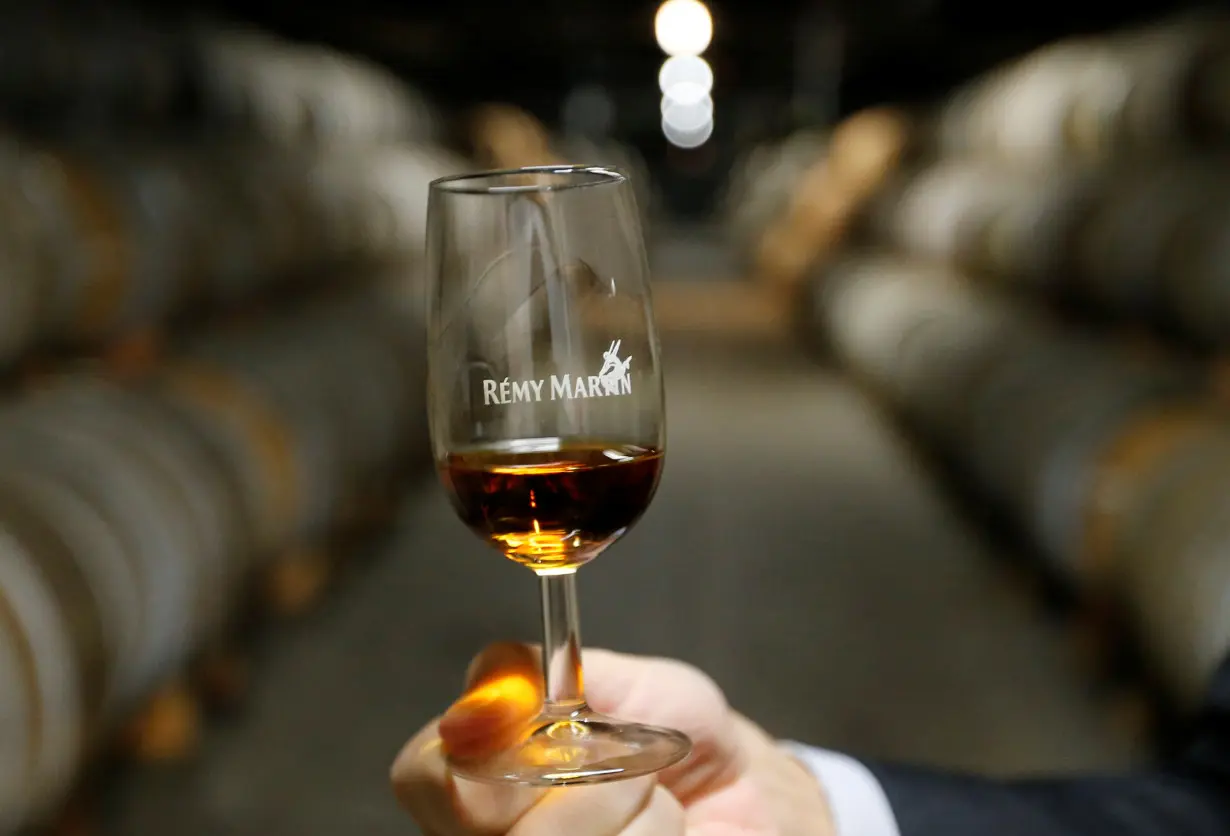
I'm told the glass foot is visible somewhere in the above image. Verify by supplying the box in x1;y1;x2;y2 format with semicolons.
447;711;692;786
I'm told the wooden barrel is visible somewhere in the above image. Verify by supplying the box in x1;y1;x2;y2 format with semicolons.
287;320;383;494
962;338;1187;512
808;256;1203;581
258;337;354;532
326;145;471;265
934;18;1230;166
19;380;250;649
195;26;441;147
285;299;421;482
864;160;1099;292
68;147;203;332
0;468;119;728
8;146;130;345
863;161;1026;271
191;145;304;304
805;254;1047;446
1111;431;1230;709
963;338;1112;491
827;107;915;197
156;358;302;558
722;130;830;270
301;318;394;493
1134;513;1230;711
1158;185;1230;345
888;287;1051;442
1011;361;1199;577
291;151;372;267
160;290;426;551
351;288;431;467
0;466;137;720
0;573;35;831
174;143;318;299
0;410;196;703
753;109;912;292
0;528;86;830
470;103;558;170
179;336;345;544
815;255;1201;573
1072;159;1230;318
288;45;441;145
964;166;1102;292
811;255;957;391
194;28;298;137
1102;17;1230;156
755;163;858;292
933;38;1120;166
0;184;46;364
1080;406;1225;587
174;150;256;308
248;149;324;281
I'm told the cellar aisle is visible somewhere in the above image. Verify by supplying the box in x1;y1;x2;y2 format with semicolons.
109;296;1146;836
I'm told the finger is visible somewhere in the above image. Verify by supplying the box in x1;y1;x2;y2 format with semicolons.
463;641;541;690
443;643;544;761
580;649;745;803
391;717;545;836
508;777;656;836
391;718;461;836
621;786;686;836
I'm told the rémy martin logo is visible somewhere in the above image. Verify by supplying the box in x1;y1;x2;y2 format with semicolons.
483;340;633;406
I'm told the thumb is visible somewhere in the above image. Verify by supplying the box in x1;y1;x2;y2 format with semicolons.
439;642;544;761
581;648;745;803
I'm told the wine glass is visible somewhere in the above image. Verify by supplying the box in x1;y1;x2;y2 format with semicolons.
425;165;691;786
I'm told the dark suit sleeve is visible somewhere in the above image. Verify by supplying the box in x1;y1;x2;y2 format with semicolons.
866;663;1230;836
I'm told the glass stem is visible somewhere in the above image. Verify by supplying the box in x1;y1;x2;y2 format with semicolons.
539;571;587;716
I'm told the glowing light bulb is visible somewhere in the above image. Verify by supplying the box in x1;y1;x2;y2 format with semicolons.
654;0;713;57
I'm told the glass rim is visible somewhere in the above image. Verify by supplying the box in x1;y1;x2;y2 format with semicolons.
429;164;627;195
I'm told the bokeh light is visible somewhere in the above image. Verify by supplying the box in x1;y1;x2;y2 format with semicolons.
654;0;713;57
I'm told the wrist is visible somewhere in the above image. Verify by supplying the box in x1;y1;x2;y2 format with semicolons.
734;713;837;836
780;743;904;836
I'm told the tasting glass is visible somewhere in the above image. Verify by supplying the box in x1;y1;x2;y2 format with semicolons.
425;165;691;786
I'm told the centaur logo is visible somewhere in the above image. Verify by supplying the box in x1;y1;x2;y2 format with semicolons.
483;340;633;406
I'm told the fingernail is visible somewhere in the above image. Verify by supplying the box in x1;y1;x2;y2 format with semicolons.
439;674;542;759
443;692;503;725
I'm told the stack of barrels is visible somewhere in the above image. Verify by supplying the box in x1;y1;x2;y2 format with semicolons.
191;23;444;148
770;13;1230;715
722;128;830;278
732;108;915;291
0;9;444;147
0;15;461;834
0;288;426;832
0;138;461;364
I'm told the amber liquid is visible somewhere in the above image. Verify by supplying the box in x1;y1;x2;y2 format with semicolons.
441;438;663;573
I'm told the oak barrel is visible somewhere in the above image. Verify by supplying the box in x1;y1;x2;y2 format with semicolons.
1113;433;1230;708
0;529;86;830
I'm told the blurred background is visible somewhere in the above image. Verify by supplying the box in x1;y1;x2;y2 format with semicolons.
2;0;1230;833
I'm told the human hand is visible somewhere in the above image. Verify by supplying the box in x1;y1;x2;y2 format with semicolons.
391;643;835;835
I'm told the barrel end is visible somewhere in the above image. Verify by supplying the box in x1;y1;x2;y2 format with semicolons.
262;548;335;619
119;680;203;764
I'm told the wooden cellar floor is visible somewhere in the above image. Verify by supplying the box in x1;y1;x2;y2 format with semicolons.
108;283;1147;835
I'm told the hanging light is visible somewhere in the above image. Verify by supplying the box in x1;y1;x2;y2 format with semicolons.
654;0;713;57
659;55;713;107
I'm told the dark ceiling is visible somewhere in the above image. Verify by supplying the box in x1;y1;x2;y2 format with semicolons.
178;0;1206;111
